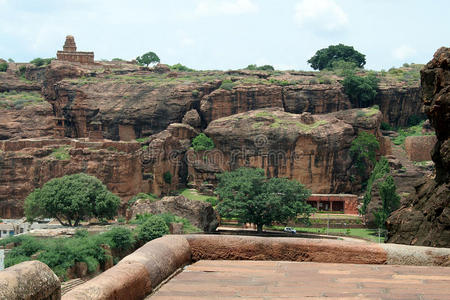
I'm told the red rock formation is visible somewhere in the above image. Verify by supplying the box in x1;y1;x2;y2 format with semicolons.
387;47;450;247
0;139;145;218
195;107;383;194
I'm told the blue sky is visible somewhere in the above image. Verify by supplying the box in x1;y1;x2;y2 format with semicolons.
0;0;448;70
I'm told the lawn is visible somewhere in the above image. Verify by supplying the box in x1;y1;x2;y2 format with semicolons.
179;188;215;202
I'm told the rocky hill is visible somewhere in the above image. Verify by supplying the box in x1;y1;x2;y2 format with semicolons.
387;47;450;247
0;59;424;217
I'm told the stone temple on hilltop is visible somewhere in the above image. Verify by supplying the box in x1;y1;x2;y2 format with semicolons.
56;35;94;64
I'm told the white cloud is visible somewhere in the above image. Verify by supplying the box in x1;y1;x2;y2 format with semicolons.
195;0;258;16
393;45;417;61
294;0;348;32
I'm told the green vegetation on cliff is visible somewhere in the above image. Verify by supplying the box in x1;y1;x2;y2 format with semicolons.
192;133;215;151
350;132;380;175
360;157;390;215
0;91;44;109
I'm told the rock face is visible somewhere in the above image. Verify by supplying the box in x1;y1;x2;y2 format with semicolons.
0;103;54;140
375;85;423;127
0;139;146;218
128;195;218;232
387;47;450;247
404;135;437;162
196;107;383;194
0;260;61;300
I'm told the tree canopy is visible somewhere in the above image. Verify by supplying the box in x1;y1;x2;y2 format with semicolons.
342;73;379;107
308;44;366;70
24;173;120;226
136;51;160;67
350;131;380;176
216;168;313;233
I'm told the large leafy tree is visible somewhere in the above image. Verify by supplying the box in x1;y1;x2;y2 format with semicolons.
136;51;160;67
342;73;379;107
308;44;366;70
25;173;120;226
216;168;314;233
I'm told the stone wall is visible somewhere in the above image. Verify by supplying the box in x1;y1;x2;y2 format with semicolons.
56;51;94;64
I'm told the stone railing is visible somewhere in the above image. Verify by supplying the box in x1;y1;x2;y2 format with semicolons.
2;234;450;300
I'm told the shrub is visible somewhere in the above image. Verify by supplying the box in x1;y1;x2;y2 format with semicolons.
191;89;199;97
360;157;390;215
342;73;379;107
407;114;425;126
128;193;158;207
350;132;380;175
104;227;134;251
219;79;235;91
19;65;27;76
136;215;169;244
192;133;214;151
112;58;124;61
380;122;393;131
245;64;274;71
74;229;89;238
170;63;194;72
30;58;53;67
0;62;8;72
158;213;201;233
163;171;172;184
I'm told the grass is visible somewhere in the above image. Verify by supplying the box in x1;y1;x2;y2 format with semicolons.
179;188;217;202
271;226;383;243
0;91;44;109
392;120;435;145
51;146;71;160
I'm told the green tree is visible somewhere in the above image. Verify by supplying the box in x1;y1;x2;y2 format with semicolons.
374;175;400;228
136;51;160;67
192;133;215;151
350;132;380;176
342;73;379;107
24;173;120;227
216;168;313;233
30;58;54;67
308;44;366;70
0;62;7;72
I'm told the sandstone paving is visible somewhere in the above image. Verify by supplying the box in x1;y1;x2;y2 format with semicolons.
149;260;450;299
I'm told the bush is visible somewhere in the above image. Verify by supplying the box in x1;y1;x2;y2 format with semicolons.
0;62;8;72
170;63;194;72
19;65;27;76
245;64;274;71
407;114;425;126
136;215;169;244
192;133;215;151
30;58;53;67
128;193;158;207
342;73;379;107
219;79;235;91
350;132;380;176
380;122;393;131
104;227;134;251
163;171;172;184
158;213;201;233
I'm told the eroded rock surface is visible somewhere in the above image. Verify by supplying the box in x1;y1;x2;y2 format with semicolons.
387;47;450;247
197;107;383;194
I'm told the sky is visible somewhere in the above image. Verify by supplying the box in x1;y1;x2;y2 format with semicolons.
0;0;449;71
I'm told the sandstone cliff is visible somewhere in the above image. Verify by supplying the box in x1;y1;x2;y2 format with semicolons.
387;47;450;247
0;139;146;218
194;107;383;194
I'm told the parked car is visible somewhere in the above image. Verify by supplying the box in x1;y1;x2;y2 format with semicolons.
283;227;296;234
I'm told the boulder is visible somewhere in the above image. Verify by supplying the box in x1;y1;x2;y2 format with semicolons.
0;260;61;300
129;195;218;232
182;109;202;129
404;135;437;162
